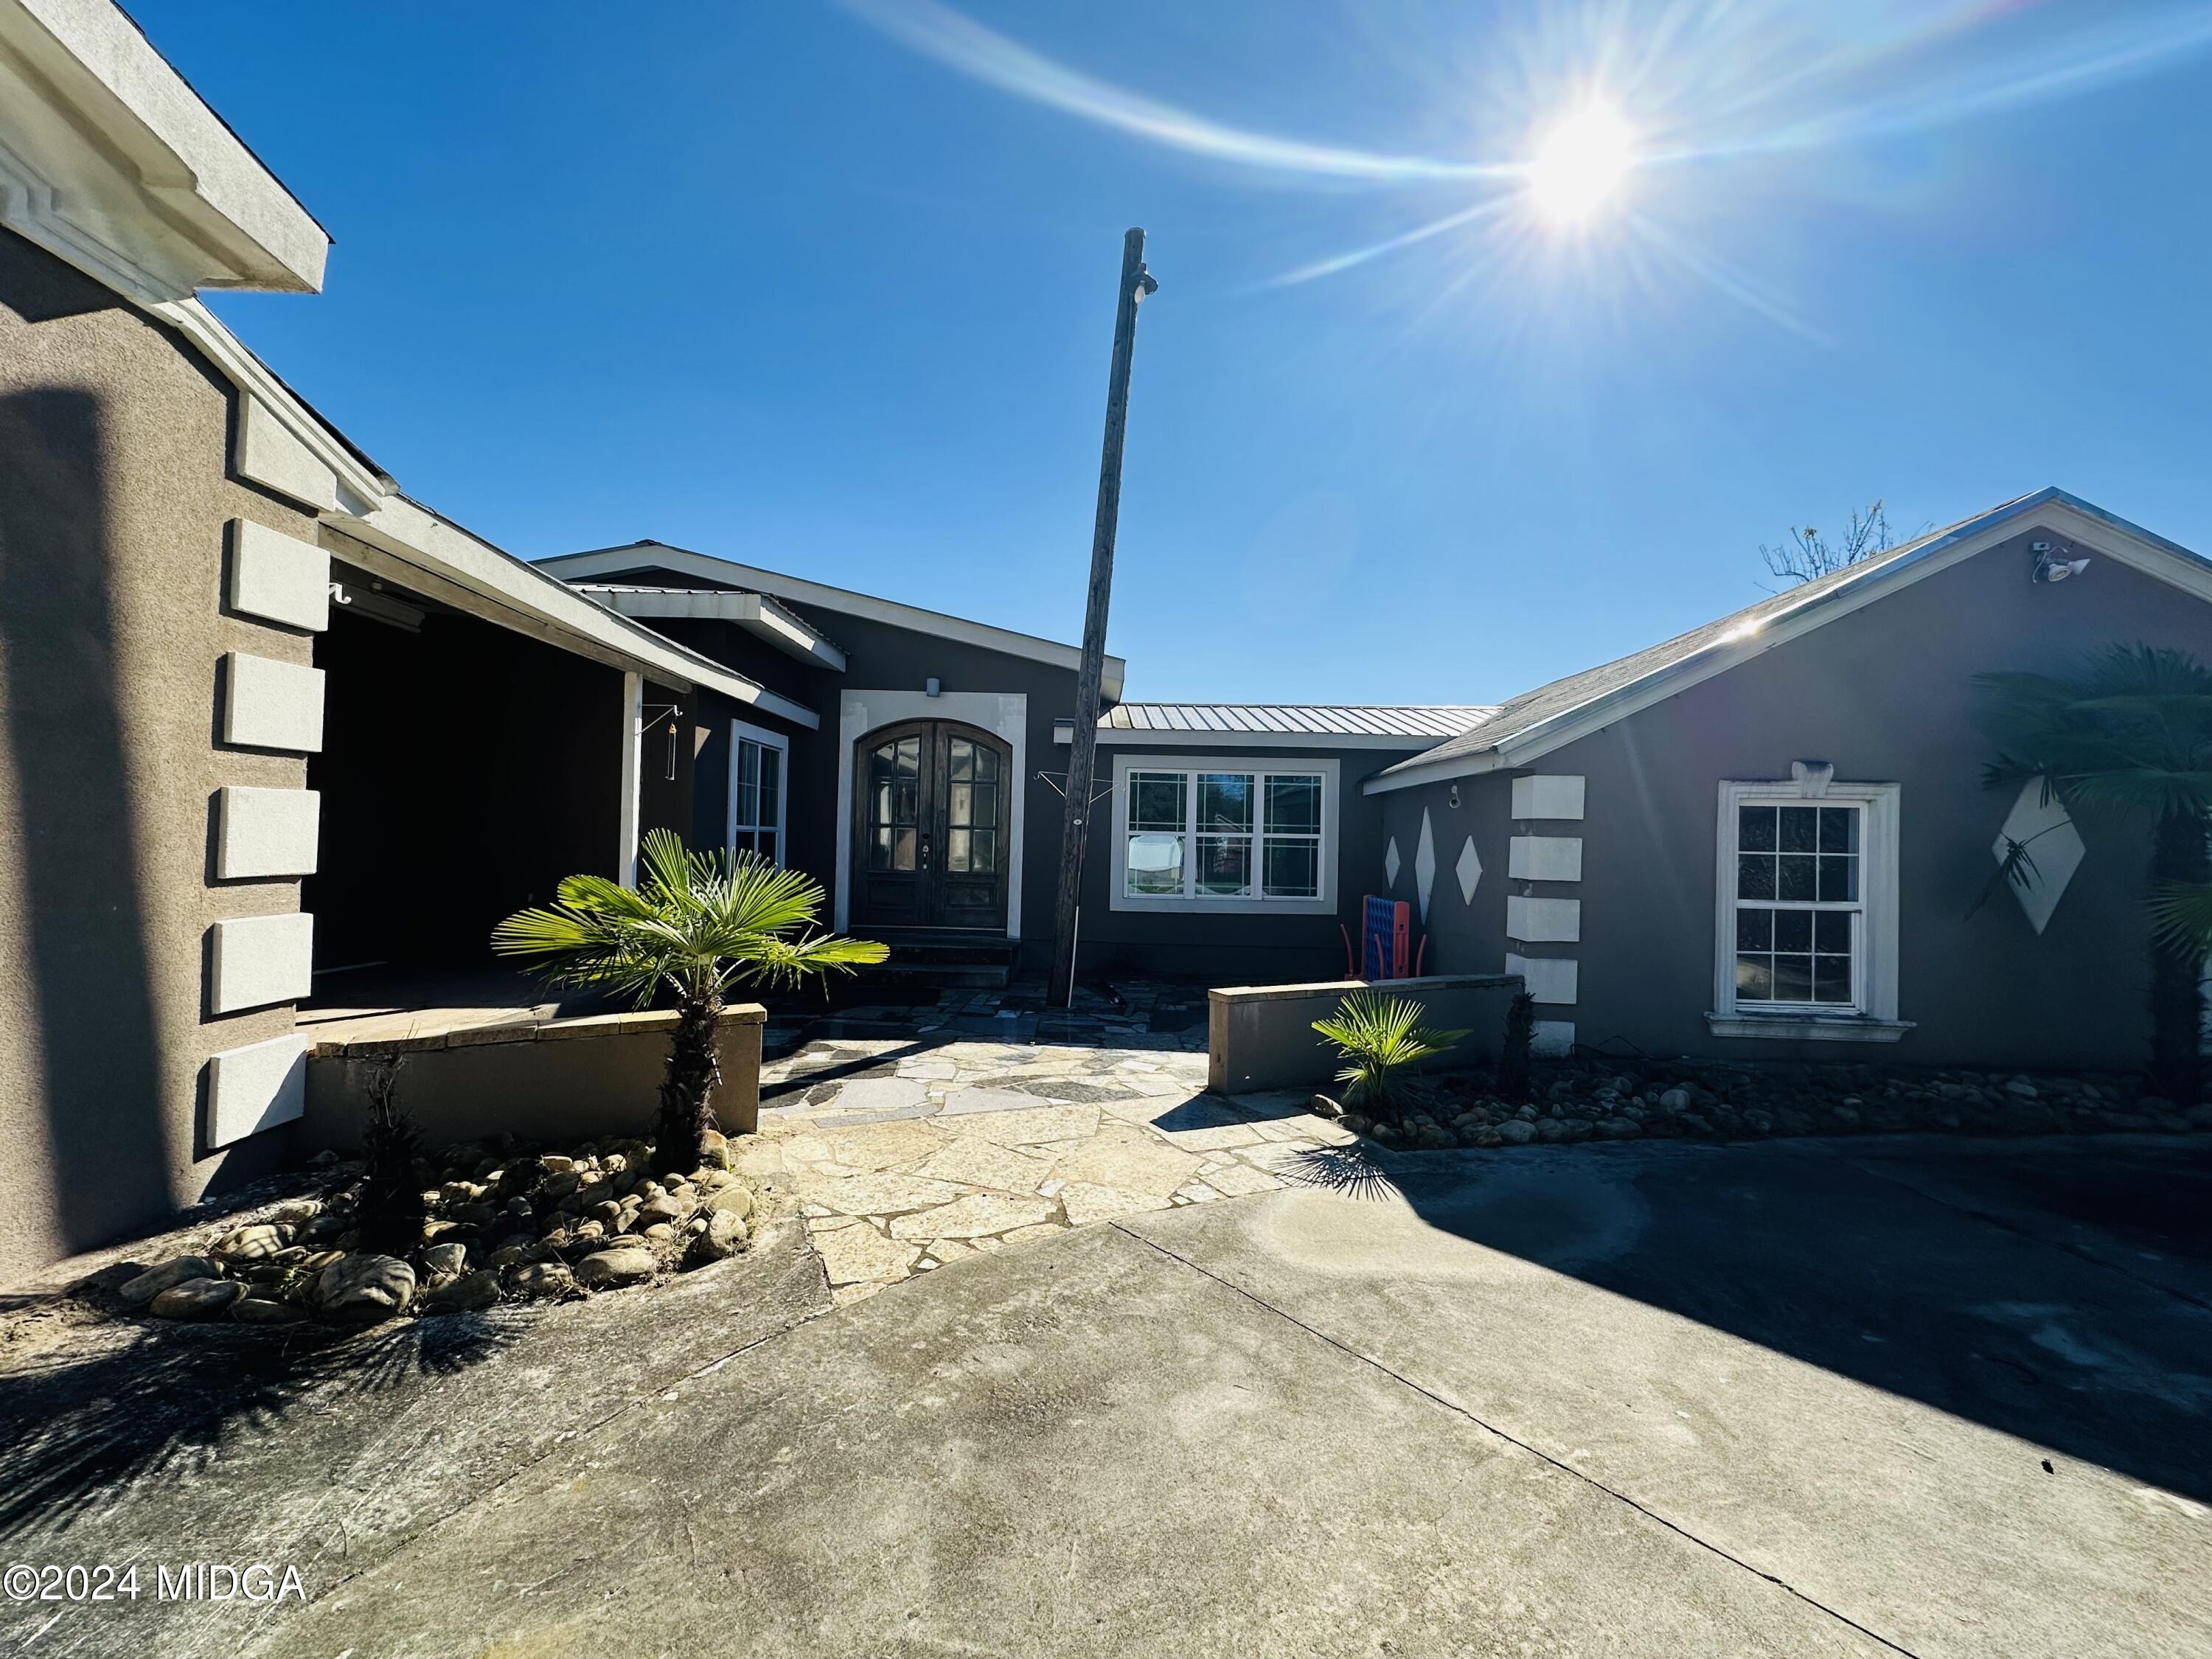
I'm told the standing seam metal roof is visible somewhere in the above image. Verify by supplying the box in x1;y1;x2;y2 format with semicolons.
1101;703;1496;740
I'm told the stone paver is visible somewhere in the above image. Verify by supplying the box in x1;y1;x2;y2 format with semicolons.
756;1023;1327;1303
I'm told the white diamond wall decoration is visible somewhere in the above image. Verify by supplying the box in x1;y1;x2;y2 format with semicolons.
1414;810;1438;921
1455;836;1482;905
1384;836;1402;889
1992;778;2085;935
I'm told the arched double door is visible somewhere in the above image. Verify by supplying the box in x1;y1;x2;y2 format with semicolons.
850;720;1010;933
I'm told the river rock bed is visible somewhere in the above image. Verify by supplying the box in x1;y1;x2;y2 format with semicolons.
80;1131;772;1330
1335;1059;2212;1150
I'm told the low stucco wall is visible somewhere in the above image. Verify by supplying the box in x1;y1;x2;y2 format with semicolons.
302;1004;766;1152
1208;974;1523;1096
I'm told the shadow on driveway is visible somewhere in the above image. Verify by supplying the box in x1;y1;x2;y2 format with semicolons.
1270;1131;2212;1506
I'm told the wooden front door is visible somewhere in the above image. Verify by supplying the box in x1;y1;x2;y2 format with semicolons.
851;720;1011;933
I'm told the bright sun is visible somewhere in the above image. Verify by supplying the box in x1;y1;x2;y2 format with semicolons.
1528;104;1635;225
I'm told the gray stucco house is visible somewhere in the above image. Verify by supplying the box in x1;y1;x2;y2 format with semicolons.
538;491;2212;1082
2;0;2207;1283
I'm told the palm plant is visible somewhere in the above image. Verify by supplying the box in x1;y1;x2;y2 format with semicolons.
1311;992;1468;1116
1978;644;2212;1103
493;830;888;1172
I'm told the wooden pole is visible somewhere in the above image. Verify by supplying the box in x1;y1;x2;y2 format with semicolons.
1049;227;1157;1007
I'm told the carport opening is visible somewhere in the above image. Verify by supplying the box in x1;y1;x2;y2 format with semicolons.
301;561;630;1032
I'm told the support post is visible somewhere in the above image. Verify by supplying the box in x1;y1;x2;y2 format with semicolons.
1050;228;1158;1007
618;670;644;886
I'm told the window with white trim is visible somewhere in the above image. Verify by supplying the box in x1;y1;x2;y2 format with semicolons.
1117;761;1332;911
1711;779;1907;1040
727;721;787;866
1731;801;1863;1008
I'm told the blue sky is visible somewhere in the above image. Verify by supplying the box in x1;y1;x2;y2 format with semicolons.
148;0;2212;706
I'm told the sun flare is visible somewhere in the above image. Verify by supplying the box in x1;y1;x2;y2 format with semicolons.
1526;104;1635;226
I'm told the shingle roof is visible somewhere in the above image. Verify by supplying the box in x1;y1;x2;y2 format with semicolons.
1377;487;2121;781
1102;703;1496;740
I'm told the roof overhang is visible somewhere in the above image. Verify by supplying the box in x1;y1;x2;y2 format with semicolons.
539;543;1126;701
327;499;820;728
572;585;848;672
0;0;328;302
1365;489;2212;795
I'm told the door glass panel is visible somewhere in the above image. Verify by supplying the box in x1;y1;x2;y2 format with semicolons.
947;827;971;872
969;827;997;874
866;735;922;871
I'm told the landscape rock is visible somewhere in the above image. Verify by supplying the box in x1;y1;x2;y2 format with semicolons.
1495;1119;1537;1146
423;1270;502;1312
504;1262;575;1299
315;1254;416;1323
576;1246;657;1288
420;1242;469;1284
688;1208;748;1264
150;1278;245;1320
119;1256;221;1307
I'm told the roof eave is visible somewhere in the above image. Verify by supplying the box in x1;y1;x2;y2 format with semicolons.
1365;488;2212;796
1;0;328;302
539;543;1123;698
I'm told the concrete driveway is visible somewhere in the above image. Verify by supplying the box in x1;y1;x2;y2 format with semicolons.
11;1133;2211;1657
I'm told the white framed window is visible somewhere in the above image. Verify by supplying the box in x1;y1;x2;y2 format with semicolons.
727;720;787;867
1709;778;1909;1041
1110;753;1337;916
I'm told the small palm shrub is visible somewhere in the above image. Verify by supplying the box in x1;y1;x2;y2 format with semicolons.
494;830;888;1172
1312;992;1468;1115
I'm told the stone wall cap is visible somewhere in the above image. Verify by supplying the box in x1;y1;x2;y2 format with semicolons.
310;1001;768;1057
1209;974;1522;1005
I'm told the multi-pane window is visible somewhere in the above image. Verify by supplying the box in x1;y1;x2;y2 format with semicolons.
1124;768;1324;902
728;724;786;866
1732;801;1861;1009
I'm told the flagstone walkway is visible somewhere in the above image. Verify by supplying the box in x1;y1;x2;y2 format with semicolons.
737;1035;1358;1304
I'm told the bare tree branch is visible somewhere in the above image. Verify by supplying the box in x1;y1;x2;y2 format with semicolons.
1760;499;1896;589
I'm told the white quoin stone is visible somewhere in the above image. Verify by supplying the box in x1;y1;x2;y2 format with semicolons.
1506;894;1582;944
1506;952;1579;1006
234;396;339;512
228;519;330;631
209;911;314;1013
1508;835;1583;883
215;786;321;879
1531;1020;1576;1057
223;653;324;752
1511;774;1585;821
206;1034;307;1147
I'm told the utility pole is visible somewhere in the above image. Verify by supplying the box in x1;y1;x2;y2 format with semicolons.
1050;227;1158;1008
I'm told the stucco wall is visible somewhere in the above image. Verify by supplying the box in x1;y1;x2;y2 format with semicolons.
1079;741;1433;984
1382;526;2212;1071
0;229;319;1281
619;597;1085;964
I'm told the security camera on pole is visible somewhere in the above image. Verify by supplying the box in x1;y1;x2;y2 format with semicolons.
1049;228;1158;1009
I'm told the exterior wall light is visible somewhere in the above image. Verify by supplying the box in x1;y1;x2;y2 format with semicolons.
925;677;942;698
2031;541;2091;584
